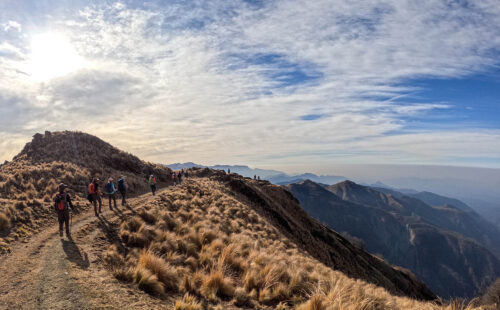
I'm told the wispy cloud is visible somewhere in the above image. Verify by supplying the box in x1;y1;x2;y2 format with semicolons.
0;0;499;168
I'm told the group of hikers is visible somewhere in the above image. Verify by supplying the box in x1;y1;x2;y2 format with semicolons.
54;170;189;237
170;169;188;187
87;176;128;216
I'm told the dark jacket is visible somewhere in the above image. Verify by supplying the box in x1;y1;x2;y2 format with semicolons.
118;178;126;192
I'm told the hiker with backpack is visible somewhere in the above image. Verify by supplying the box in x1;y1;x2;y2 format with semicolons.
171;172;176;186
149;174;157;195
88;178;102;217
105;177;117;210
118;176;127;206
54;183;75;238
177;171;182;184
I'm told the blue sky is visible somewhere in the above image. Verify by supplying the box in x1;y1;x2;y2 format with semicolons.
0;0;499;171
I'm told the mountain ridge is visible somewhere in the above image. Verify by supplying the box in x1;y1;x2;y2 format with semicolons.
286;179;500;298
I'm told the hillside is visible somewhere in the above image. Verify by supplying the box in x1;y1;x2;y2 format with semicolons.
286;180;500;298
0;131;172;252
0;132;498;309
348;184;500;258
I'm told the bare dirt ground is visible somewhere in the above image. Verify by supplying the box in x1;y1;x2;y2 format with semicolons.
0;191;173;310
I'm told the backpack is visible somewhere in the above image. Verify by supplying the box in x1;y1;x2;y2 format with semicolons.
55;193;67;211
118;179;125;191
88;183;96;194
106;182;113;193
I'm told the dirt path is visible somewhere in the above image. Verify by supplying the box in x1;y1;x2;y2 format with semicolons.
0;191;171;310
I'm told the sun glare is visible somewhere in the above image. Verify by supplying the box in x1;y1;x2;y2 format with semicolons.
28;33;84;81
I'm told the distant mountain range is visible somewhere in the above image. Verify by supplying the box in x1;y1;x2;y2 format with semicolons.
165;162;347;184
285;179;500;298
166;163;500;230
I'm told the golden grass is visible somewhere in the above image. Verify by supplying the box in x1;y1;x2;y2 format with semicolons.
174;293;203;310
200;269;235;302
137;250;179;291
108;178;497;310
133;266;165;296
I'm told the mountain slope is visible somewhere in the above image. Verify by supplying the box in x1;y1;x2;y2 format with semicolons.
332;181;500;258
0;131;172;252
372;187;500;258
286;180;500;298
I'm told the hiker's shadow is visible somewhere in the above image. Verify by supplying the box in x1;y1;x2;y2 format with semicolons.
97;216;121;243
61;238;90;269
123;202;136;215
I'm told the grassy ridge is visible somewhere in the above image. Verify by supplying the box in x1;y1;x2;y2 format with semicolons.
105;177;497;309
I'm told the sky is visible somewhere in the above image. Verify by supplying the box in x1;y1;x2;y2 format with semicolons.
0;0;500;173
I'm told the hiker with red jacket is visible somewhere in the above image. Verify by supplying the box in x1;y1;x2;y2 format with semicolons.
88;178;102;216
105;177;117;210
54;183;75;238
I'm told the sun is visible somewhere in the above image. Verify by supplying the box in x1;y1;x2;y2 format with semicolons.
28;33;84;81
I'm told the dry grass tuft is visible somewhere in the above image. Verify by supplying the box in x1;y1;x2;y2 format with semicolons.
104;245;125;267
174;293;203;310
233;287;251;307
297;294;325;310
201;269;235;301
133;266;165;296
137;250;179;291
139;208;157;224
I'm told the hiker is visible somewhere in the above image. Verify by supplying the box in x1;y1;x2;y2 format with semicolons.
171;172;176;186
177;171;182;184
54;183;75;237
88;178;102;216
184;170;189;178
228;168;230;174
118;176;127;206
149;174;157;195
254;175;256;180
257;176;260;181
105;177;117;210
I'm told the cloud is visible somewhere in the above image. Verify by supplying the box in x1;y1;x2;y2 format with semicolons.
0;0;499;169
2;20;21;32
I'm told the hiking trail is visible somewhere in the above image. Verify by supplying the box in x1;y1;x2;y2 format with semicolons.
0;190;172;310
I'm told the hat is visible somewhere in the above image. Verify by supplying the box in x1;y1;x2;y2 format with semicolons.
108;177;113;182
58;183;67;192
